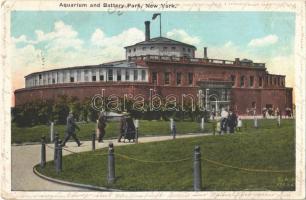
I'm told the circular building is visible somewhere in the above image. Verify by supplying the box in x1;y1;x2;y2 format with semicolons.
15;20;293;115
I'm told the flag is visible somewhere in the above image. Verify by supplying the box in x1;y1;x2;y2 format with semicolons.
152;13;160;20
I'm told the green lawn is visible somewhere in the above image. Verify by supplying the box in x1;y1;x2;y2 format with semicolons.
36;119;295;191
12;120;208;144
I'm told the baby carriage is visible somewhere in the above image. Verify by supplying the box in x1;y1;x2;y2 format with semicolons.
123;117;136;142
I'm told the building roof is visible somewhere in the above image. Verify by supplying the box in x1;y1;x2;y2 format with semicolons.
25;60;147;78
124;37;197;49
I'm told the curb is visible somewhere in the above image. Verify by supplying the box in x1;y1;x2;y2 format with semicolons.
12;133;208;146
33;165;122;192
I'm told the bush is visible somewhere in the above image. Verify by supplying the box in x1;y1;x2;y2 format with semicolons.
12;95;211;127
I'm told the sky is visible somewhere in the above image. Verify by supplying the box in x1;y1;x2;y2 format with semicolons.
11;11;296;94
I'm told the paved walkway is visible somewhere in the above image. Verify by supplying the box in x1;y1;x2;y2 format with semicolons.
11;133;208;191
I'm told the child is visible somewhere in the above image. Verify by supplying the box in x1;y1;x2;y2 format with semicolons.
237;117;242;132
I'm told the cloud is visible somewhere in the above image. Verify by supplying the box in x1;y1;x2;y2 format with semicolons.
166;29;200;45
265;54;294;87
11;21;146;92
248;34;279;47
91;27;144;48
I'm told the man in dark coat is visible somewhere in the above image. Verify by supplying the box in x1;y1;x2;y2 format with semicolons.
227;111;238;133
118;116;127;142
62;111;81;147
97;112;107;142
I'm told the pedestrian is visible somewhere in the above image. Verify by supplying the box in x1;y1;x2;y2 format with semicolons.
62;111;82;147
118;116;127;142
97;112;107;142
211;108;216;120
220;108;229;134
237;117;242;132
228;111;238;133
216;120;221;135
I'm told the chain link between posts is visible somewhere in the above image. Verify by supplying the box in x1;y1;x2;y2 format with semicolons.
45;144;293;173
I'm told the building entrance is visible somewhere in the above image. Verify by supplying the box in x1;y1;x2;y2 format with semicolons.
198;80;232;112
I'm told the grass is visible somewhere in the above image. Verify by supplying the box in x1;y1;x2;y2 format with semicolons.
36;119;295;191
11;120;207;144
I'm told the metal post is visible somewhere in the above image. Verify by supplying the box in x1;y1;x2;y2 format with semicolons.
254;116;258;128
201;117;204;131
135;128;139;144
40;136;46;168
172;122;176;139
54;133;59;164
107;143;115;184
134;119;139;144
92;132;96;151
277;115;281;127
50;122;54;142
205;89;209;110
193;146;202;191
56;139;62;173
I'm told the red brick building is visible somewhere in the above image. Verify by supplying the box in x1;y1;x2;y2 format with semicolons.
14;21;293;115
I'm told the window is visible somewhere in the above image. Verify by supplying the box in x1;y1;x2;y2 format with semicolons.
39;74;42;79
230;75;236;86
188;72;193;85
277;77;280;86
269;76;272;85
128;49;131;53
259;77;263;87
252;101;256;108
172;46;176;50
142;47;146;51
240;76;245;87
92;76;96;81
141;70;146;81
163;47;168;51
108;69;113;81
164;72;170;85
126;70;130;81
134;70;138;81
152;72;157;83
52;78;55;84
133;48;136;52
70;77;74;82
183;47;186;52
100;75;104;81
150;46;154;50
281;78;285;86
176;72;182;85
249;76;254;87
187;48;191;52
117;70;121;81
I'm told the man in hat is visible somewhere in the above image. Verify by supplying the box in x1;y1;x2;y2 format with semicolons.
97;112;107;142
118;115;127;142
62;111;82;147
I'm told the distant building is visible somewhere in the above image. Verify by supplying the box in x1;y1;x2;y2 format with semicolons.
14;20;293;115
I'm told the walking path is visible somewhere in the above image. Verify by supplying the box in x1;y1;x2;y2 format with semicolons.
11;133;209;191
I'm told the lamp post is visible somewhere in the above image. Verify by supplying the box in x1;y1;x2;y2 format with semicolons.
205;89;210;110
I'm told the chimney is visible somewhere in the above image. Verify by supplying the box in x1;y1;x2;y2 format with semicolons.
203;47;208;59
235;58;240;64
145;21;150;41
